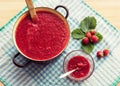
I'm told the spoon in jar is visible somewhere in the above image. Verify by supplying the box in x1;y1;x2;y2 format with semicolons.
25;0;38;23
59;63;87;79
59;69;77;79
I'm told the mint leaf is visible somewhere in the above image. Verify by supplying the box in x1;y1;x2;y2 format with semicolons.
80;16;97;32
81;43;94;54
89;17;97;29
72;29;85;39
96;32;103;42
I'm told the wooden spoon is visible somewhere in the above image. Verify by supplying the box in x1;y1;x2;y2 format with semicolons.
25;0;38;23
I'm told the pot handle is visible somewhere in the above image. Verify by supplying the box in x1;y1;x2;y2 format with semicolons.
13;52;31;67
55;5;69;19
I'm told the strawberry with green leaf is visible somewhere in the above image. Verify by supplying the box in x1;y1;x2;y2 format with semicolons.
72;16;103;54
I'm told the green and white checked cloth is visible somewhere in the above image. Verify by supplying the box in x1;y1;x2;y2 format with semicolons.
0;0;120;86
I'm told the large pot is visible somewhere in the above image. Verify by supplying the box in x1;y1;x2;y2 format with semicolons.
12;5;70;67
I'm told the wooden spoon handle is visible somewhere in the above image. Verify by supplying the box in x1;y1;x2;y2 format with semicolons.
25;0;38;22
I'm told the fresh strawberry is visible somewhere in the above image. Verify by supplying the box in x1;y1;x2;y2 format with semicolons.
90;30;96;35
97;51;103;58
82;37;89;45
103;49;109;56
85;31;92;38
90;35;98;44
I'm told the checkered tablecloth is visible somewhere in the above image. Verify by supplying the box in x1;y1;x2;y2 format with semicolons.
0;0;120;86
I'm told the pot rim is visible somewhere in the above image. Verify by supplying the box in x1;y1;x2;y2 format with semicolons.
13;7;70;61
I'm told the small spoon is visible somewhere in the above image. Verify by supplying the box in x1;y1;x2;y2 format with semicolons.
59;63;87;79
25;0;38;23
59;69;77;79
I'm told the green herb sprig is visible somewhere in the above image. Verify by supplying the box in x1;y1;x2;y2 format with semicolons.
72;16;103;54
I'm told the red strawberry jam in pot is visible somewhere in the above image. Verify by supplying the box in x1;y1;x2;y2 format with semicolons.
13;6;70;62
64;50;94;81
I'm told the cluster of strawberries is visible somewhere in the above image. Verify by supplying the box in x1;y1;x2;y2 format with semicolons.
82;30;98;45
81;30;109;58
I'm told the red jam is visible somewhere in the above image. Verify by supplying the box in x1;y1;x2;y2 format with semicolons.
15;11;69;60
67;56;90;78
